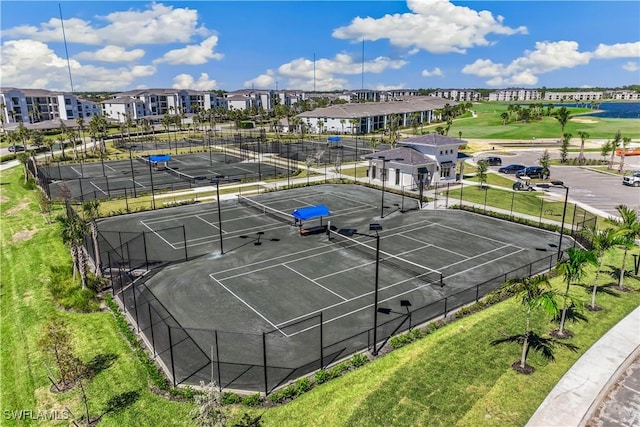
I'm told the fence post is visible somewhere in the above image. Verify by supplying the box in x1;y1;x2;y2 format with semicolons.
319;312;324;369
262;332;268;396
124;187;129;213
215;331;221;391
539;198;544;227
142;231;149;271
149;304;156;357
168;327;177;387
132;282;139;332
183;225;188;261
444;297;448;317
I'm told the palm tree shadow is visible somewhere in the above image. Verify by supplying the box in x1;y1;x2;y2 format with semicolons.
86;353;118;377
98;390;140;421
576;282;621;298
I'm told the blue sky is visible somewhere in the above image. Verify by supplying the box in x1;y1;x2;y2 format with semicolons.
1;1;639;92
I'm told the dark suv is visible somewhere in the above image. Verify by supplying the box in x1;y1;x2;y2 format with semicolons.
516;166;544;179
479;156;502;166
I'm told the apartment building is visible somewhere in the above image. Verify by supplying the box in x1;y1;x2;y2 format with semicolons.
544;91;604;101
430;89;481;102
0;87;100;125
488;89;542;101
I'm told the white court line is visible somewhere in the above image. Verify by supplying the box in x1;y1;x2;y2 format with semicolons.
282;264;348;301
140;221;178;249
90;181;108;195
131;178;146;188
445;247;527;279
209;275;285;335
398;233;470;258
104;163;117;172
70;166;83;176
195;215;223;232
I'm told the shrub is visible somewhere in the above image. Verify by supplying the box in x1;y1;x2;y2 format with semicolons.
328;362;350;379
241;393;262;407
315;369;330;385
293;377;312;395
349;353;369;368
222;392;242;405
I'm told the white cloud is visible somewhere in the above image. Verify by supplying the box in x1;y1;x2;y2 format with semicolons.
622;61;639;72
374;83;407;90
463;41;592;86
421;67;443;77
246;54;407;91
74;45;145;62
592;42;640;59
0;39;157;91
172;73;218;90
1;3;211;46
243;70;277;89
332;0;527;54
154;35;223;65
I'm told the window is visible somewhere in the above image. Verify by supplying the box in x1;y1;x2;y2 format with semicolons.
440;150;443;155
395;168;400;186
372;165;377;180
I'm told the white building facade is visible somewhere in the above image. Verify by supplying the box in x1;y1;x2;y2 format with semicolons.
0;88;101;124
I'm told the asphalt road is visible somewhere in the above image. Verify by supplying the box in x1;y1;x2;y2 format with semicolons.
476;149;640;218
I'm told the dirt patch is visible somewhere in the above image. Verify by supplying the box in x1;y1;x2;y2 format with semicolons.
6;199;30;215
571;118;598;124
12;229;38;243
0;195;8;203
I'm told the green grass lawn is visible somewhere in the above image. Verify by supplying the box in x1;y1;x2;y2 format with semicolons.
446;102;640;140
2;165;639;427
1;169;194;426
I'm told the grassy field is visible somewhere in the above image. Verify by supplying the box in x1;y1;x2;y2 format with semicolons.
441;102;640;140
2;162;639;427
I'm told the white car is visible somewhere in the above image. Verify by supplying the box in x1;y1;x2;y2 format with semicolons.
622;172;640;187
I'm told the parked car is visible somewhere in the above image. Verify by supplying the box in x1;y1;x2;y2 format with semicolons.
622;171;640;187
516;166;544;179
479;156;502;166
498;164;525;174
8;145;25;153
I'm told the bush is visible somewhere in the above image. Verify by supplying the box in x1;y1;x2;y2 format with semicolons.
315;369;330;385
389;328;422;350
241;393;262;407
349;353;369;368
329;362;350;379
48;266;100;312
222;392;242;404
293;377;312;395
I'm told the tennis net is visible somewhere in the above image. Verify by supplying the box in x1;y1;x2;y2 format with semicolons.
165;166;195;183
237;195;296;226
328;228;443;286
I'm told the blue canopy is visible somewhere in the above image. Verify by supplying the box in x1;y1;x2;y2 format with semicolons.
292;205;331;221
327;136;341;143
150;154;171;162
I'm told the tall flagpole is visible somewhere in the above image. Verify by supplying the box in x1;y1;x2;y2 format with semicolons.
59;3;75;92
313;53;316;92
361;39;365;89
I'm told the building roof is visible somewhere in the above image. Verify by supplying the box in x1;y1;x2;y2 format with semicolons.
4;118;81;131
362;147;437;166
400;133;467;147
297;97;455;119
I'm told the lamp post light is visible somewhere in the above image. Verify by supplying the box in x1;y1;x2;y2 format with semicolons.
210;175;240;255
339;223;383;355
375;300;412;355
378;156;404;219
552;180;570;261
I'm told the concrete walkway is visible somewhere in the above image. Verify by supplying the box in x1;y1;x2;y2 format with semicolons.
526;306;640;427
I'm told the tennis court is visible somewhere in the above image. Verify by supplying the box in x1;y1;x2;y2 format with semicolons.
102;184;570;391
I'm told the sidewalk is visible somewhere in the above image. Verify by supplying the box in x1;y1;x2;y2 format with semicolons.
526;306;640;427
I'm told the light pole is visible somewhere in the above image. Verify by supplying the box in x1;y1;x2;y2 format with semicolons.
379;156;404;218
337;223;383;356
376;300;412;354
211;175;240;255
552;180;570;261
128;145;137;197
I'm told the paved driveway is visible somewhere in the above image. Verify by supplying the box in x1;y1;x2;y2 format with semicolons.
478;149;640;218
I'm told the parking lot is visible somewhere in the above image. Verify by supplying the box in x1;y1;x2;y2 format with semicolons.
477;149;640;217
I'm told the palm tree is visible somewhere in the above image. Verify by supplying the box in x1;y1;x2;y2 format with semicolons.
349;118;359;135
577;131;589;164
316;118;324;140
618;137;631;173
339;118;346;135
554;107;570;141
582;226;620;310
560;132;571;163
17;152;30;183
609;131;622;170
491;275;577;373
57;213;89;289
76;117;86;158
82;199;102;277
500;112;509;125
609;205;640;291
553;247;598;338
